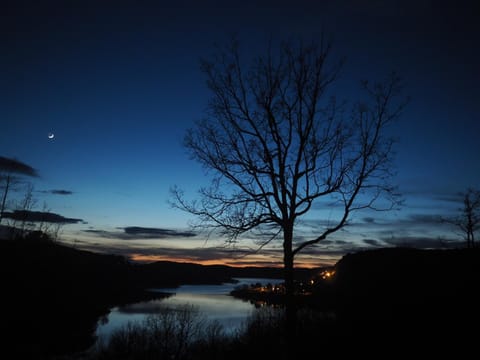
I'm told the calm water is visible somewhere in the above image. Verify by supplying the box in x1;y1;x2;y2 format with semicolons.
95;277;283;341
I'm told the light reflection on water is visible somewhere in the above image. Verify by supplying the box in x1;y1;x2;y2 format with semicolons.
95;278;283;341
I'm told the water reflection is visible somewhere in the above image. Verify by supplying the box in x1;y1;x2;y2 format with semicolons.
95;278;283;341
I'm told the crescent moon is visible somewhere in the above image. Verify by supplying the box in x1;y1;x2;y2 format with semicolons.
48;133;55;139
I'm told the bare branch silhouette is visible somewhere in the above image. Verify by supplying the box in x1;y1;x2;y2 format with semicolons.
0;157;39;224
442;188;480;248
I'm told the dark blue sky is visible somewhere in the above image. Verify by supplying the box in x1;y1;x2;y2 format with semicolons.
1;0;479;266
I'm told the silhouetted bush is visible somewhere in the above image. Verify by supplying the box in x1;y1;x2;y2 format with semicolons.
88;306;281;360
90;305;211;360
86;305;342;360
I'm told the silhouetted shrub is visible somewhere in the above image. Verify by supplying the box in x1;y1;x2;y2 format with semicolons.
90;305;214;360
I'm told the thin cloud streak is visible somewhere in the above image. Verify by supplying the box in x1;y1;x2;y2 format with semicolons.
83;226;197;240
2;210;82;224
39;189;74;195
124;226;196;238
382;235;461;249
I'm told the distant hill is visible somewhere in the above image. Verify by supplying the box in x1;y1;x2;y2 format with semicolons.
138;260;317;286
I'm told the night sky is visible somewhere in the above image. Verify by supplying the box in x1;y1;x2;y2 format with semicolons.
2;0;479;267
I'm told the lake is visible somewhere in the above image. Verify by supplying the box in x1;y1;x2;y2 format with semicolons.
95;277;284;342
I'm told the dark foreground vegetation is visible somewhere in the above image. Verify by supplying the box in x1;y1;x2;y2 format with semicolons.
2;232;480;359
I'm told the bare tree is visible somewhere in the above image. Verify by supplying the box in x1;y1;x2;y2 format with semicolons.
171;39;406;342
20;183;37;235
37;201;64;241
444;188;480;248
0;156;38;224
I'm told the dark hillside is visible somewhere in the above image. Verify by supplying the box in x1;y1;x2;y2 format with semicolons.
331;247;480;353
334;247;480;305
1;236;152;358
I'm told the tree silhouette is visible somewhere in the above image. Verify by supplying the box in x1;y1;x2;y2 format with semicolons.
0;156;38;224
13;183;37;236
172;39;406;347
445;188;480;248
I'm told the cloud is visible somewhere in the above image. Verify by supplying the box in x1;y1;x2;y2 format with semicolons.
40;189;74;195
124;226;196;238
0;156;38;177
83;229;113;236
83;226;197;240
381;236;461;249
2;210;83;224
74;241;254;262
350;212;447;232
432;193;463;203
406;214;443;225
363;239;383;247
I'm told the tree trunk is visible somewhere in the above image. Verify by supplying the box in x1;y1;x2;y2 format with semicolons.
0;174;11;224
283;224;296;359
467;229;474;249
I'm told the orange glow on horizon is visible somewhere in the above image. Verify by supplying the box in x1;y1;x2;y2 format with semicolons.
128;254;277;267
129;254;331;268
